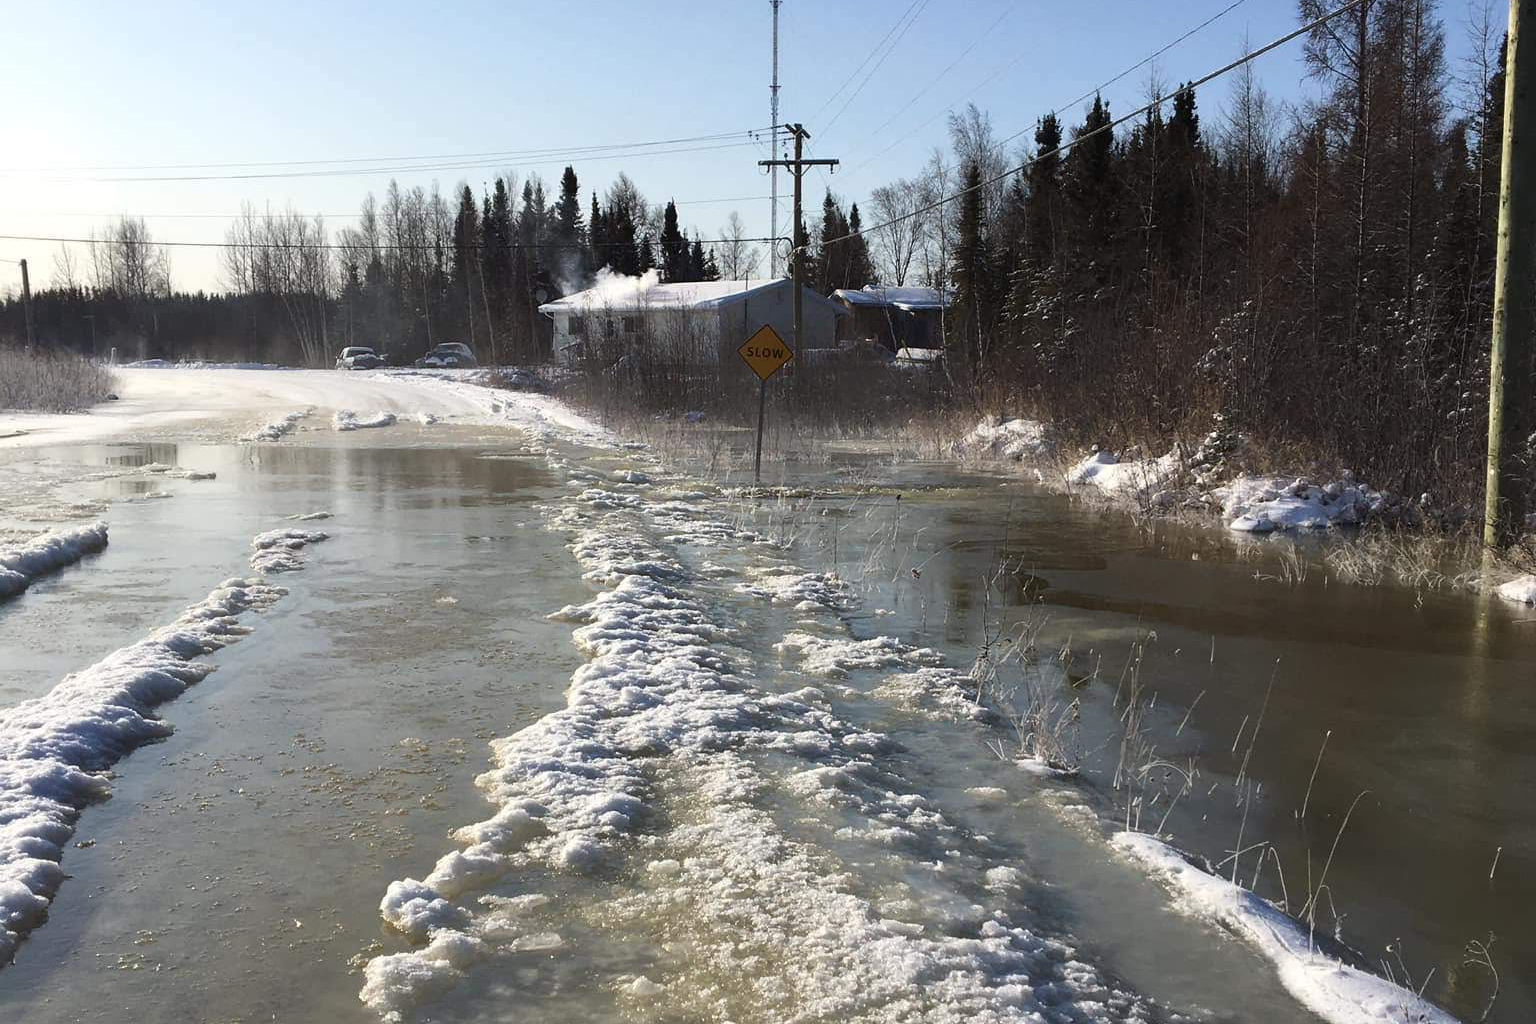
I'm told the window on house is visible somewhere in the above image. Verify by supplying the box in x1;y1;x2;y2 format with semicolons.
621;316;638;334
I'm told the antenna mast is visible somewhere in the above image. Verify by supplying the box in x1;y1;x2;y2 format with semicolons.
770;0;782;277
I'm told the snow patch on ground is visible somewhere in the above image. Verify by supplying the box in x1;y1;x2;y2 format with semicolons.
0;522;109;600
961;418;1053;462
1112;832;1459;1024
125;359;290;370
249;528;329;574
0;569;299;961
1065;448;1182;502
1215;475;1388;533
775;631;946;679
334;410;398;432
243;410;309;442
871;667;995;723
736;566;855;612
1494;574;1536;606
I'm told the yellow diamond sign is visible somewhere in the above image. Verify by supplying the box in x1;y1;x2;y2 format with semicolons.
738;324;793;382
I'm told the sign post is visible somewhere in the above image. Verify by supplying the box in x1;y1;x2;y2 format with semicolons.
737;324;794;484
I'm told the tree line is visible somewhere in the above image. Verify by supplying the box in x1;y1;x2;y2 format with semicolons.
836;0;1509;512
0;168;764;366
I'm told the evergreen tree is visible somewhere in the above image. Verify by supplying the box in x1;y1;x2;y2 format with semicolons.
589;192;608;272
451;185;482;343
553;166;587;288
845;204;877;289
660;200;689;282
949;162;997;381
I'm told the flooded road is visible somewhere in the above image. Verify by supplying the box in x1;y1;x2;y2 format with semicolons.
0;424;1527;1023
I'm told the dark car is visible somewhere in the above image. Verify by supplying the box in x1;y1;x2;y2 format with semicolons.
415;342;477;369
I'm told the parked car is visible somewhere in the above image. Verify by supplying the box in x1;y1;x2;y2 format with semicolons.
497;368;548;393
415;342;476;369
335;346;384;370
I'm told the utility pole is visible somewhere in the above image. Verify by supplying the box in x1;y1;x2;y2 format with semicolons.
19;258;34;347
759;123;838;369
769;0;782;278
1485;0;1536;549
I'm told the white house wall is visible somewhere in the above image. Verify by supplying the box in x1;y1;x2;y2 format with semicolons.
548;280;838;364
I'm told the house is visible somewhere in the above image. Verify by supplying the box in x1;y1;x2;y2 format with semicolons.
538;277;846;365
830;286;951;353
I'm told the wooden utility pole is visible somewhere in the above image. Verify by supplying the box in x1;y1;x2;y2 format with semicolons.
19;258;35;346
759;123;838;366
1485;0;1536;548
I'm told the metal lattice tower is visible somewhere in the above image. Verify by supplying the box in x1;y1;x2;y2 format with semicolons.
770;0;782;277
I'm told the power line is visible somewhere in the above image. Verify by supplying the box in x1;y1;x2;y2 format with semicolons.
992;0;1253;154
12;196;777;222
0;128;779;175
820;0;1366;252
4;139;772;184
849;0;1250;173
847;1;1023;151
820;0;931;136
806;0;926;127
0;231;786;253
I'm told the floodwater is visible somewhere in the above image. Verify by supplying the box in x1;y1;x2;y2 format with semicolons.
0;429;1530;1023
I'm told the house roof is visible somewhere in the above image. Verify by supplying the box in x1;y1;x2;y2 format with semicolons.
831;285;952;311
539;277;846;316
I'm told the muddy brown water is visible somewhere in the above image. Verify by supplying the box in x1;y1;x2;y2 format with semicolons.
0;434;1529;1023
782;455;1534;1024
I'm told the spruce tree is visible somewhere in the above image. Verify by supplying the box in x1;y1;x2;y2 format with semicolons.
553;166;586;288
950;162;996;380
845;203;877;289
660;201;689;282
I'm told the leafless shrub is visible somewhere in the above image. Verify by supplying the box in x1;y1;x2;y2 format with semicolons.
0;344;115;412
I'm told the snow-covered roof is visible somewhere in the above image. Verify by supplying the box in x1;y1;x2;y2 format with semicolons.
832;286;952;311
539;276;845;316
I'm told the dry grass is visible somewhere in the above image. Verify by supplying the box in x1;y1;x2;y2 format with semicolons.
0;345;115;413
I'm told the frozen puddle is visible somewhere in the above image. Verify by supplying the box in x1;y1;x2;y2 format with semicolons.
362;479;1155;1023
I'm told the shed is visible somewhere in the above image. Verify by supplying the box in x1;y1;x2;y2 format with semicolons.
830;285;951;353
539;277;846;365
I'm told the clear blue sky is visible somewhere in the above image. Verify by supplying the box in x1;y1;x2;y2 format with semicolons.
0;0;1490;292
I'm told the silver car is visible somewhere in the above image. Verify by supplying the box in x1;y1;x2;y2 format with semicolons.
335;346;384;370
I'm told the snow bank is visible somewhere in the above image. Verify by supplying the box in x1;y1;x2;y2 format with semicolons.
1112;833;1459;1024
125;359;290;371
0;522;109;600
1495;575;1536;606
0;571;298;961
1066;448;1182;502
242;410;308;442
1215;474;1388;533
962;418;1052;462
334;410;398;432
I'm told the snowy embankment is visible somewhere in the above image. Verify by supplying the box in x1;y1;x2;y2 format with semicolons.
0;528;326;962
1112;833;1458;1024
125;359;291;371
0;523;109;600
963;417;1411;535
